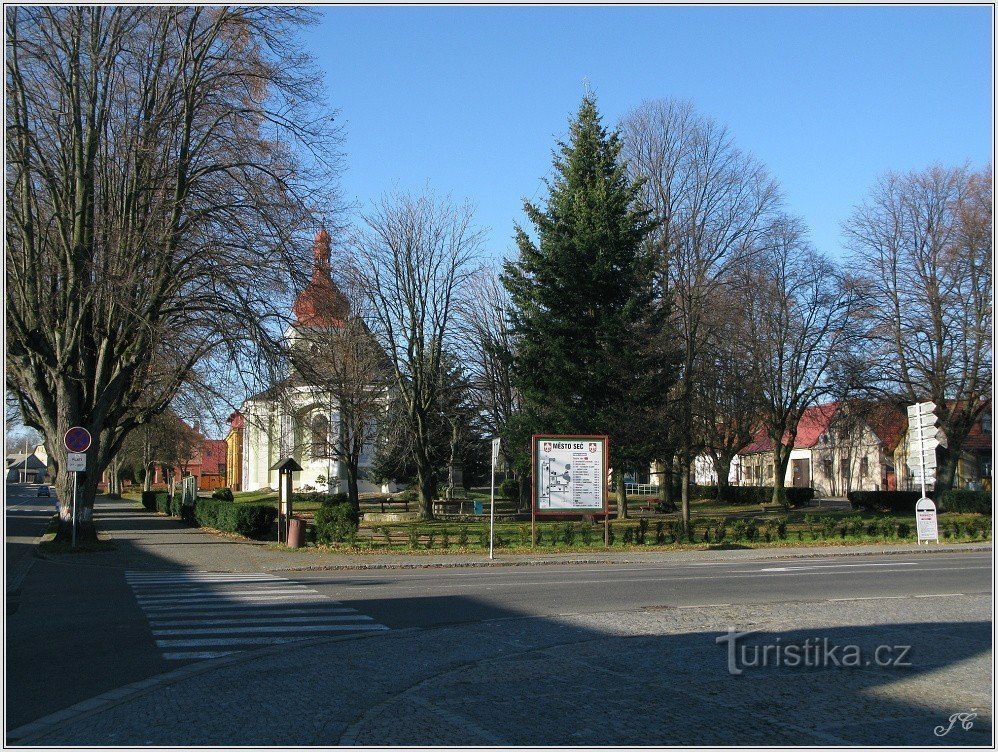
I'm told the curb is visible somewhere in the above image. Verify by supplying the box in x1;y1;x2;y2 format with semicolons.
266;543;993;572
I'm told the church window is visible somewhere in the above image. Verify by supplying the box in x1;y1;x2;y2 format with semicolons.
311;414;330;459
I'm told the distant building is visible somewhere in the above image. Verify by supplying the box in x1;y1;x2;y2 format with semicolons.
6;446;48;483
225;412;244;492
737;402;908;497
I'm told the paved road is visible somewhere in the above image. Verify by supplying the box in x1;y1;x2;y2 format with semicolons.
289;551;993;629
5;483;58;608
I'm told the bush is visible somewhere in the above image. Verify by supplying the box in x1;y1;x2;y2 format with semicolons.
192;498;276;539
141;491;158;511
938;490;992;515
702;486;815;507
194;498;224;528
561;523;576;546
636;518;649;545
313;502;359;544
294;491;349;507
848;491;923;514
155;492;171;514
212;487;234;502
498;478;519;501
231;504;277;537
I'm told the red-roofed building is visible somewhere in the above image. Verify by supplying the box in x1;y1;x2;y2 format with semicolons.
736;401;911;497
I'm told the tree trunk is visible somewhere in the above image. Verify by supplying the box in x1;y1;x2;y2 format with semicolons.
771;446;791;507
415;458;436;521
714;452;733;502
55;445;99;543
680;455;691;533
345;463;361;515
614;468;628;519
933;445;959;496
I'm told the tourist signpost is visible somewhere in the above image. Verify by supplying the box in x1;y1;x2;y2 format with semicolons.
907;402;946;544
63;426;92;547
532;435;609;547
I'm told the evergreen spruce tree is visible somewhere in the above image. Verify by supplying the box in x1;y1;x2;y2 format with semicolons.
502;94;675;518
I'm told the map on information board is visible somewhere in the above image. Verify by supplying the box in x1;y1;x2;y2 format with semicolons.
533;435;607;512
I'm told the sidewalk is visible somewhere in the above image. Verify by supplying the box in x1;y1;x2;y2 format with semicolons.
39;497;992;573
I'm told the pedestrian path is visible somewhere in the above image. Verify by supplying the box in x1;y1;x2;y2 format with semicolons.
125;571;388;662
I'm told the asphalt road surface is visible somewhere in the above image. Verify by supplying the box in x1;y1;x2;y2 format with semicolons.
5;482;58;602
288;550;993;629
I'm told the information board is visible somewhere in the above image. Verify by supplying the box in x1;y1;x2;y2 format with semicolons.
533;435;607;514
916;497;939;544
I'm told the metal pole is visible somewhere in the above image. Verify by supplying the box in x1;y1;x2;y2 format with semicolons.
72;470;77;548
917;411;927;500
489;453;496;560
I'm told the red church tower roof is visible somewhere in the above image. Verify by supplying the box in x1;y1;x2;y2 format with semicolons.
292;228;350;328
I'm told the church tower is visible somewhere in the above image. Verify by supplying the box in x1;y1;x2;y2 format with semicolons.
291;228;350;329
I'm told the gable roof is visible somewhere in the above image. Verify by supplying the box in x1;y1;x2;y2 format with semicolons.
740;403;839;455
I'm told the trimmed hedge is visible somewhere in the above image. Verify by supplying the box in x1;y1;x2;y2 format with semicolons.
212;487;234;502
313;500;359;544
694;485;815;507
292;491;349;507
848;491;923;514
155;491;171;514
141;491;158;511
193;498;276;538
938;490;992;515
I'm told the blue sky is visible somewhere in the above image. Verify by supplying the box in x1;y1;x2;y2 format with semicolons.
302;5;993;263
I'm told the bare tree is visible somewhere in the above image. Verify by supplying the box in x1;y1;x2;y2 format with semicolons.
745;217;860;505
457;267;521;482
844;164;992;492
349;191;484;519
5;7;340;539
620;98;781;529
291;302;392;513
116;411;201;492
693;298;765;500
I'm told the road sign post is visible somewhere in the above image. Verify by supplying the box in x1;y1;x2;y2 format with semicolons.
63;427;92;548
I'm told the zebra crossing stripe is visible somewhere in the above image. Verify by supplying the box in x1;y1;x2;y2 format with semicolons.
153;619;375;636
149;612;358;626
127;570;389;661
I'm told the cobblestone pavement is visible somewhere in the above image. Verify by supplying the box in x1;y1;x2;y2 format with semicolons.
12;593;992;746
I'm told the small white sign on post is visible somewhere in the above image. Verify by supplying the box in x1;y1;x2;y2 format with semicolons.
489;437;500;560
66;452;87;472
916;498;939;544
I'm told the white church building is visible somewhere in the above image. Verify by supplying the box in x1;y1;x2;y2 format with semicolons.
237;229;388;494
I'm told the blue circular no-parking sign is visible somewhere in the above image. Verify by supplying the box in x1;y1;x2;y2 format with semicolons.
64;426;92;453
